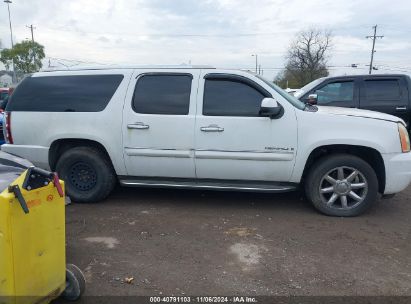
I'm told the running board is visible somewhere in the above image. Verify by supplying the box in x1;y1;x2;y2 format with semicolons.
119;177;297;193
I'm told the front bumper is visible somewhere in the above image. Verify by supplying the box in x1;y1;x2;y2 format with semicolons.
383;152;411;194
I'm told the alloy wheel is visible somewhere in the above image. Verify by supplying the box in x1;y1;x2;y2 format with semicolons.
319;166;368;210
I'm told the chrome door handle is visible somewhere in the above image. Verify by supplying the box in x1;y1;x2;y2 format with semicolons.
396;106;407;111
200;124;224;132
127;122;150;130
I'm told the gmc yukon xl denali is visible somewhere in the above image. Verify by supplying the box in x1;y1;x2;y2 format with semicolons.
3;66;411;216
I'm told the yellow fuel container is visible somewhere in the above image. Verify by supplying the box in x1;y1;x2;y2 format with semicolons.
0;166;84;304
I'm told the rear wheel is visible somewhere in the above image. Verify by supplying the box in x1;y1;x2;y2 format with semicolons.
305;154;379;217
56;146;116;203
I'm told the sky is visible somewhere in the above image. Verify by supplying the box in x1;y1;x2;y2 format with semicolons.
1;0;411;81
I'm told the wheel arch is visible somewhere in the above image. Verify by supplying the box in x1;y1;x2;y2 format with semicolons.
301;144;385;194
49;138;115;172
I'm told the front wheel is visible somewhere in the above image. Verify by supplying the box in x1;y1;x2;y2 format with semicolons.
305;154;379;217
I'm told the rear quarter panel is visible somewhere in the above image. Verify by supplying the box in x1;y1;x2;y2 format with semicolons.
9;69;134;175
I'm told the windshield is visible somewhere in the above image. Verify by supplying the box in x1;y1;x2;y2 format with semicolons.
256;75;306;110
293;77;326;98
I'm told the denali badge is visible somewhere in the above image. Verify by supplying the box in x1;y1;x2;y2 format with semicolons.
265;147;294;151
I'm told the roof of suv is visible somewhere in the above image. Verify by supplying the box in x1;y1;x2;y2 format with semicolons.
41;64;216;72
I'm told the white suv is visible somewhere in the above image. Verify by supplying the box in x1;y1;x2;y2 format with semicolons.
3;66;411;216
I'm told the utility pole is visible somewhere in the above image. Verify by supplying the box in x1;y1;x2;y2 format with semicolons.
251;54;258;73
26;24;36;63
4;0;16;83
26;24;35;42
366;25;383;74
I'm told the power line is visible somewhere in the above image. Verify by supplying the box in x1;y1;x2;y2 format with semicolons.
45;56;107;66
366;25;384;74
375;63;411;70
40;25;293;38
373;66;411;73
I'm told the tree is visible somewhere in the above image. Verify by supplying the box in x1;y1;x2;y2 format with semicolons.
275;29;332;88
0;40;45;74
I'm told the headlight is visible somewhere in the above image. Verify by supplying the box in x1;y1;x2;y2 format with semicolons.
398;123;410;153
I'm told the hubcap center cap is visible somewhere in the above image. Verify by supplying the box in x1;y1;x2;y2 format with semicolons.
335;181;350;195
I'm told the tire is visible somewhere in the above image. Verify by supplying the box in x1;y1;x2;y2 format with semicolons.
56;146;116;203
61;264;86;301
305;154;379;217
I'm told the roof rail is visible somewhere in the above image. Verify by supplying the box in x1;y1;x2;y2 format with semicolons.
41;64;215;72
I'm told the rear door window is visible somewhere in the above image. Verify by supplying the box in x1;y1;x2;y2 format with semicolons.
359;78;408;124
364;79;401;102
132;74;192;115
7;75;124;112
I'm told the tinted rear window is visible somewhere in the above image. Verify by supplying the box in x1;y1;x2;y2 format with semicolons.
132;74;192;115
7;75;124;112
364;79;401;101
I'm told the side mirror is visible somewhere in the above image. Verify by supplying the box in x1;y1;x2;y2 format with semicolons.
307;93;318;105
259;98;283;119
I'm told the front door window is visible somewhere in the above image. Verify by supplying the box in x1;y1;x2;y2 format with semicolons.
314;81;354;105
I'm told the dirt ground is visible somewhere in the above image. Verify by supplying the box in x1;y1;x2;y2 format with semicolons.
64;184;411;298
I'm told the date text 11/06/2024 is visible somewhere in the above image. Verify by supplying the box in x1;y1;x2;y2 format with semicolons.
149;296;258;303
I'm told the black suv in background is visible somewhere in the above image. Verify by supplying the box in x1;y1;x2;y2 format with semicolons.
294;74;411;129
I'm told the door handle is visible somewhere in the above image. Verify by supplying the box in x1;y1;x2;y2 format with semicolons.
127;122;150;130
200;124;224;132
396;106;407;111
